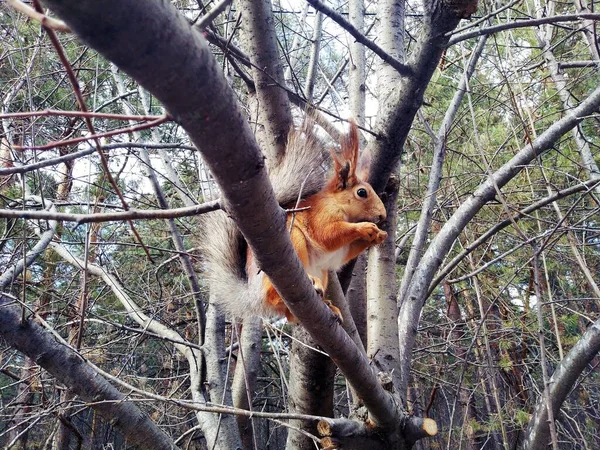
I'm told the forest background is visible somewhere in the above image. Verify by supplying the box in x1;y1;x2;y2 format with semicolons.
1;0;600;449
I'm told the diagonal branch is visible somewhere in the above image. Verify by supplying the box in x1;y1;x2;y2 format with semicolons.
0;198;57;291
397;81;600;394
524;316;600;450
448;13;600;46
305;0;413;77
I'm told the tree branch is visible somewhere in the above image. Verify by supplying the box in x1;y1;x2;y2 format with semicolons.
0;199;220;223
0;296;180;450
525;316;600;450
448;13;600;46
305;0;413;77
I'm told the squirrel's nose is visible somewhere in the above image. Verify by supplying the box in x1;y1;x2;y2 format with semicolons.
378;214;385;223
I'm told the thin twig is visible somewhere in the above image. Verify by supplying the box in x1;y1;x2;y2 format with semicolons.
16;115;169;151
197;0;234;29
0;199;221;224
0;109;161;121
6;0;70;32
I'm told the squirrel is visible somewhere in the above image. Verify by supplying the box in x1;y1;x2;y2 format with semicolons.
200;119;387;322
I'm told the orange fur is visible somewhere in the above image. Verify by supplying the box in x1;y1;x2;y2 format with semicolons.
263;121;387;322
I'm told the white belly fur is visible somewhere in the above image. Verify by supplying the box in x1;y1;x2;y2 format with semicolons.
307;245;350;278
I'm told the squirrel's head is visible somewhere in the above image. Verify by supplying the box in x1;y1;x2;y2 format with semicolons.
327;121;387;225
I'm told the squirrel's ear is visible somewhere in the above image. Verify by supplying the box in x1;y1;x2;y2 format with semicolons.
357;149;372;182
330;149;351;190
331;120;359;190
343;120;359;176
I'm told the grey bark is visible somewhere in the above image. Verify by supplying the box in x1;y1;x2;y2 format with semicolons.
524;316;600;449
238;0;292;163
367;177;401;391
231;316;263;450
346;255;368;348
348;0;366;127
304;11;323;102
203;300;244;450
367;5;461;193
285;326;335;450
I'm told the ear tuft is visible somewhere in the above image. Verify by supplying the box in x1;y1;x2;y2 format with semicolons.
329;119;361;190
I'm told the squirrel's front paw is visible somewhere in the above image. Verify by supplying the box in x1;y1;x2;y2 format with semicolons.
324;299;343;323
359;222;388;244
373;228;388;245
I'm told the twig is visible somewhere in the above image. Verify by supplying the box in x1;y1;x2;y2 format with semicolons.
449;13;600;46
196;0;233;29
0;199;221;224
16;115;169;151
0;109;161;121
6;0;70;32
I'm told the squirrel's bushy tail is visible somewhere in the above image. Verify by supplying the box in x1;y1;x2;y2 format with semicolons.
200;210;265;317
268;119;328;206
200;120;330;318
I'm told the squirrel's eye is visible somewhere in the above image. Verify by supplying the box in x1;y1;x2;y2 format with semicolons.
357;188;368;198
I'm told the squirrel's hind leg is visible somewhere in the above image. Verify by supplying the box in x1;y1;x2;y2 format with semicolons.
317;271;343;323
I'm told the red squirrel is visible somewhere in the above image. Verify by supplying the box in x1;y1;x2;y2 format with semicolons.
201;120;387;322
262;121;387;321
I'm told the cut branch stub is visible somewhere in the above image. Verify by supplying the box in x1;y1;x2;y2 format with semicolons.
317;418;385;450
317;415;438;449
404;417;438;443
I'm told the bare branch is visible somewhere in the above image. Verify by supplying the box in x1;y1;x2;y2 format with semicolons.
306;0;413;77
6;0;70;32
525;317;600;449
0;199;221;223
448;13;600;46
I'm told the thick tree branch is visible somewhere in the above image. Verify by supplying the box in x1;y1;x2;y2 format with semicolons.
238;0;292;161
367;7;462;192
524;317;600;450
